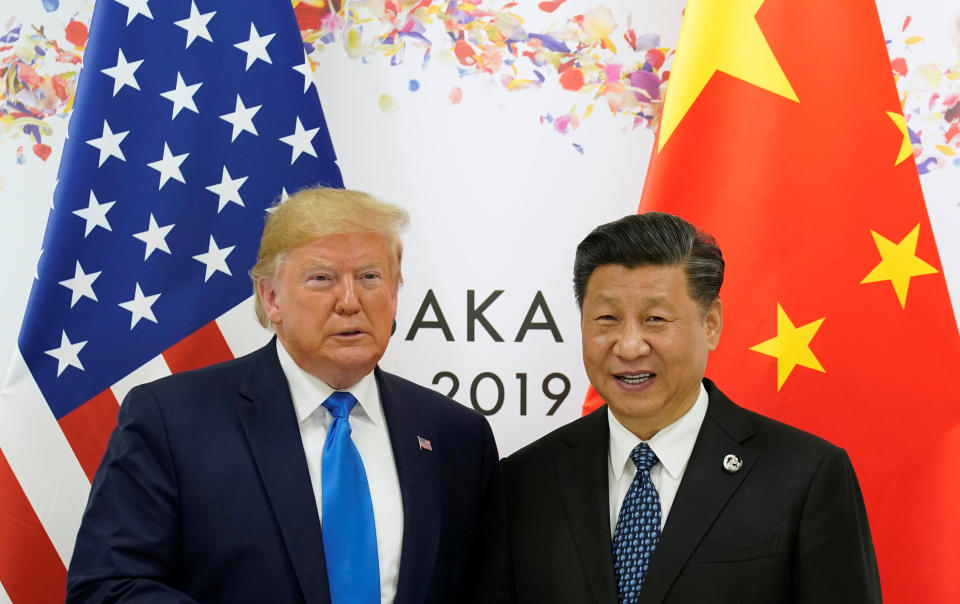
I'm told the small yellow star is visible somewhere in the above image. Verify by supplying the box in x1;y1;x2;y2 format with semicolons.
750;304;825;391
658;0;798;152
860;223;938;308
886;111;914;166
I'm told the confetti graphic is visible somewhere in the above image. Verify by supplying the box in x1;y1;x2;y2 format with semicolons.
295;0;673;141
0;14;87;163
887;13;960;175
3;3;960;172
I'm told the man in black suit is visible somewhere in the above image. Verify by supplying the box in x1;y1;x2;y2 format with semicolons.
67;188;499;603
490;212;881;603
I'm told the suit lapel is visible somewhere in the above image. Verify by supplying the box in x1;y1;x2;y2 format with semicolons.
638;381;758;604
236;340;330;604
554;407;619;604
377;368;442;604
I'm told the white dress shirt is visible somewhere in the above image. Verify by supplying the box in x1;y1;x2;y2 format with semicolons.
277;341;403;604
608;384;709;536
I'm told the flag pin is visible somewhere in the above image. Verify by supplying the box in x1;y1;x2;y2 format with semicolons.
417;436;433;451
722;454;742;474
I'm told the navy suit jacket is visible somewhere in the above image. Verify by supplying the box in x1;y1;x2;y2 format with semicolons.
486;379;881;604
67;339;499;603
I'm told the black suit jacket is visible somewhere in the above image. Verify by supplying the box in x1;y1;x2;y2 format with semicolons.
67;339;499;603
491;379;881;604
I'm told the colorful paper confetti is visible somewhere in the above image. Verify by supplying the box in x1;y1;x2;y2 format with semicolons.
295;0;674;139
1;17;85;162
3;2;959;176
378;92;400;112
887;13;960;174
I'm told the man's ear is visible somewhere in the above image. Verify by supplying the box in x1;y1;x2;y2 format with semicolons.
257;278;281;325
395;251;403;288
705;297;723;351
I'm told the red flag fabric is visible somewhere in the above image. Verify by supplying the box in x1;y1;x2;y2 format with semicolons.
587;0;960;602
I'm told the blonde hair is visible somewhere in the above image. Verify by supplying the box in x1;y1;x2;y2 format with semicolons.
250;187;409;328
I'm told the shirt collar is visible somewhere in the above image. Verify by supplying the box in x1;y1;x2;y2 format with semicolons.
608;383;709;481
275;338;383;427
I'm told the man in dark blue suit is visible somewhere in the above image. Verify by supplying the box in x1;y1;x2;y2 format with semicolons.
67;188;499;603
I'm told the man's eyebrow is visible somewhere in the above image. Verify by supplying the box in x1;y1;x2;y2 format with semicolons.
356;261;387;271
595;292;672;305
296;260;335;275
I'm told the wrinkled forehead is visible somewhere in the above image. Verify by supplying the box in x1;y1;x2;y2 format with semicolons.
584;262;694;301
586;260;688;284
275;231;401;275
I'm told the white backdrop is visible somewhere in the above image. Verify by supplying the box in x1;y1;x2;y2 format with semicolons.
1;0;958;456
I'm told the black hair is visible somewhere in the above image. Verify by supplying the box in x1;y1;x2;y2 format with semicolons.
573;212;724;312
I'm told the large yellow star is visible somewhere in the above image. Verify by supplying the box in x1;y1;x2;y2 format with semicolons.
886;111;914;166
658;0;798;152
860;223;938;308
750;304;825;391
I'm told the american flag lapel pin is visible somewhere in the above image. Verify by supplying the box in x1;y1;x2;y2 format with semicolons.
417;435;433;451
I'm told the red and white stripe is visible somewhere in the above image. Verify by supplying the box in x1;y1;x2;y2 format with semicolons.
0;297;271;603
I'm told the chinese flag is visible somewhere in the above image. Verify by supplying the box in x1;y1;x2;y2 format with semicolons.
587;0;960;602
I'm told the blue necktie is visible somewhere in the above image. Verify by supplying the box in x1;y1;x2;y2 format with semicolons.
612;442;662;604
321;391;380;604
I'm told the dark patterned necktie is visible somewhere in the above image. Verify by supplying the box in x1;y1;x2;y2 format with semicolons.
612;442;662;604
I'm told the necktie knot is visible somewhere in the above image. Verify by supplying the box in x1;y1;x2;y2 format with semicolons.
323;391;357;419
631;442;659;473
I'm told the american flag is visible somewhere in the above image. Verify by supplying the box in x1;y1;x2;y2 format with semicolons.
0;1;342;601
